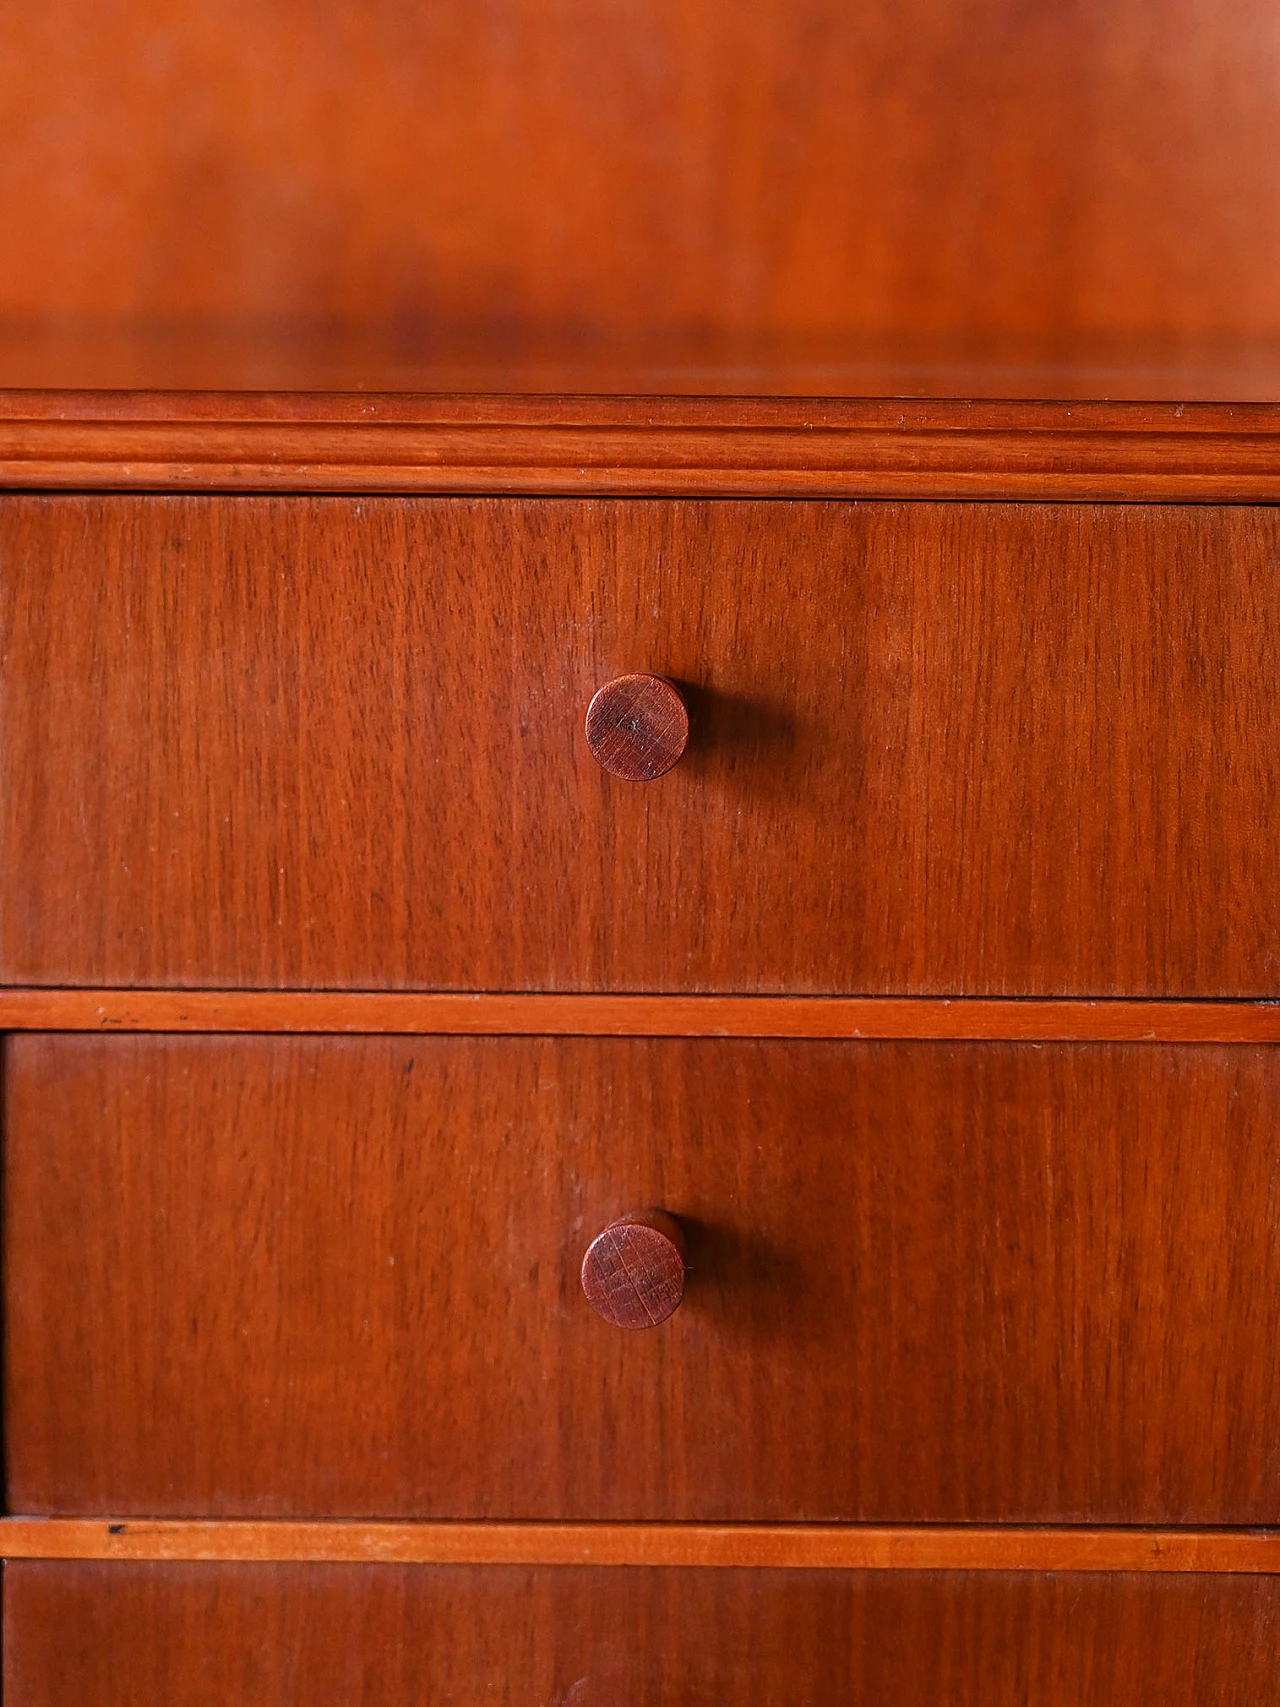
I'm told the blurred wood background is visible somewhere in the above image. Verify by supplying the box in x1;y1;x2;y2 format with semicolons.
1;0;1277;342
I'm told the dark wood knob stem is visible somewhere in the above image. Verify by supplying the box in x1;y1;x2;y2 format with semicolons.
584;674;689;780
580;1209;687;1329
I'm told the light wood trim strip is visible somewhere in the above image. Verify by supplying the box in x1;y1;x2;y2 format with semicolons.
3;1520;1279;1573
1;991;1280;1042
2;395;1280;499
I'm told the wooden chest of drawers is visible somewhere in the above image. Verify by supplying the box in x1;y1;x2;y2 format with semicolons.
10;0;1280;1685
2;368;1280;1703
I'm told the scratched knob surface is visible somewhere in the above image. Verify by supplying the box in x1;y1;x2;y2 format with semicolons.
584;674;689;781
581;1209;687;1329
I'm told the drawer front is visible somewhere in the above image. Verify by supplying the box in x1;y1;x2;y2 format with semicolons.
9;1034;1280;1522
2;495;1278;995
6;1562;1280;1706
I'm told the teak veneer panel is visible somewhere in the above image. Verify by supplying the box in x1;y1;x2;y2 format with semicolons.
9;1034;1280;1523
4;496;1280;995
7;1564;1280;1706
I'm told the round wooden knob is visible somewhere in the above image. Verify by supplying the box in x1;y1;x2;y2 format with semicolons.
584;674;689;781
581;1209;687;1329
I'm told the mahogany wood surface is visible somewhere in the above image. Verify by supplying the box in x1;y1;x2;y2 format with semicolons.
3;392;1280;499
9;1034;1280;1523
7;1563;1280;1706
5;1520;1280;1574
3;2;1280;346
5;496;1280;996
3;991;1280;1041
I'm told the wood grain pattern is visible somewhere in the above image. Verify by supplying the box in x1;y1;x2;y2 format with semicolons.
10;1034;1280;1523
2;991;1280;1041
3;394;1280;499
5;496;1280;996
8;1563;1280;1705
3;1;1280;345
5;1520;1280;1574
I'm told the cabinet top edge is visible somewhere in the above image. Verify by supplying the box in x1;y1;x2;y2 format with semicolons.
6;326;1280;497
6;323;1280;411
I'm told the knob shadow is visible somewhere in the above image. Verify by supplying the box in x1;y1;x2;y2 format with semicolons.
677;1216;809;1347
673;682;800;794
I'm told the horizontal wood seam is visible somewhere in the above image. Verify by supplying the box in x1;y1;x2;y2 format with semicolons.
1;992;1280;1041
4;1520;1279;1573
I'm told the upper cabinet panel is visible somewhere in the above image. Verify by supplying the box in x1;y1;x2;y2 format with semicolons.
2;1;1279;341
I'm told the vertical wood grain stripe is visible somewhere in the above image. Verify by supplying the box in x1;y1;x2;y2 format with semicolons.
2;1522;1278;1572
0;992;1279;1041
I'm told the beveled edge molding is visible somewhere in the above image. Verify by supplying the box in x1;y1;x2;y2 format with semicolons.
1;990;1280;1041
1;395;1280;498
3;1520;1278;1573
